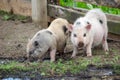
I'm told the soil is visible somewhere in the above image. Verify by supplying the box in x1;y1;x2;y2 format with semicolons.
0;17;40;59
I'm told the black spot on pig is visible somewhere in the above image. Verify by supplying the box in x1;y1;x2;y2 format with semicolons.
46;30;53;35
87;21;90;24
37;33;40;36
76;22;80;25
99;19;103;24
62;25;68;34
29;50;34;55
34;41;39;47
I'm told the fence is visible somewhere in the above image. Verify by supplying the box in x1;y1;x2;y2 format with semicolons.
0;0;120;35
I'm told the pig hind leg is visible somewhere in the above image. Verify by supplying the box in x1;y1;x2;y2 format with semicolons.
102;34;109;52
50;48;57;62
102;17;108;52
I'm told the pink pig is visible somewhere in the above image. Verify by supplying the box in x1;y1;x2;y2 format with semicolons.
71;9;109;57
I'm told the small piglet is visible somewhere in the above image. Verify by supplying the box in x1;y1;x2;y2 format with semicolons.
71;9;109;57
27;18;72;62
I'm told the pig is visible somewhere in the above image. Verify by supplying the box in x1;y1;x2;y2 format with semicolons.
27;18;72;62
71;9;109;58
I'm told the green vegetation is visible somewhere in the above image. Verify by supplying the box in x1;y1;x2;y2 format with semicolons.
0;10;28;21
113;64;120;75
39;58;90;76
0;50;120;76
0;61;38;74
60;0;120;15
0;57;100;76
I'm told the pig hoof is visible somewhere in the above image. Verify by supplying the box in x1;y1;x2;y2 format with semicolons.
87;56;92;58
87;54;92;57
71;56;76;59
50;59;55;62
87;55;92;58
105;49;109;52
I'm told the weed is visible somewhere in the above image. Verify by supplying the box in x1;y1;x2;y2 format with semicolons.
112;64;120;75
0;53;119;76
0;61;39;75
0;10;28;21
0;45;119;76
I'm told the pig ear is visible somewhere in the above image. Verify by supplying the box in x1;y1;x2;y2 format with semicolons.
85;24;91;31
68;24;73;32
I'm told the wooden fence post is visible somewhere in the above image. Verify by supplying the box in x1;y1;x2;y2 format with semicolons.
32;0;47;28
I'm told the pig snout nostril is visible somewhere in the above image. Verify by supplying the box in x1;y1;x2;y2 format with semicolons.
29;51;33;55
78;42;84;47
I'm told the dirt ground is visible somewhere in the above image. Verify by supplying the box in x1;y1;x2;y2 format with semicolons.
0;17;120;61
0;17;41;59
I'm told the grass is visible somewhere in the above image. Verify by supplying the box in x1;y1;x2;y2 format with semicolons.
0;58;96;76
0;49;120;76
0;61;39;74
39;56;103;76
60;0;120;15
0;10;29;21
113;64;120;75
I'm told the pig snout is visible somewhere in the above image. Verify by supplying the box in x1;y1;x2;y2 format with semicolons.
29;50;34;55
78;42;84;47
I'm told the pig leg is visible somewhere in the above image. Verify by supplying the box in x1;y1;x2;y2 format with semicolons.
50;48;56;62
102;25;109;52
58;43;66;57
71;46;78;58
86;39;93;57
37;53;46;62
102;36;109;52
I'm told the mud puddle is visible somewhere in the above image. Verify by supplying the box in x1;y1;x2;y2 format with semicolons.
1;70;119;80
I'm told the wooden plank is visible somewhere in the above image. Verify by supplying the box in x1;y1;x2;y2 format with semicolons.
0;0;11;12
0;0;31;16
32;0;47;28
108;33;120;42
108;21;120;35
10;0;31;16
48;4;84;23
48;4;120;35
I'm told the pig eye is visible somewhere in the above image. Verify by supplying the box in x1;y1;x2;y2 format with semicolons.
83;33;86;37
87;21;90;24
34;41;39;47
74;34;77;37
76;22;80;25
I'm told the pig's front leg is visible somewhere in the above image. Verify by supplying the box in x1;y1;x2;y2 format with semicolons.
102;40;108;51
102;36;109;54
86;39;93;57
71;46;78;58
50;48;56;62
